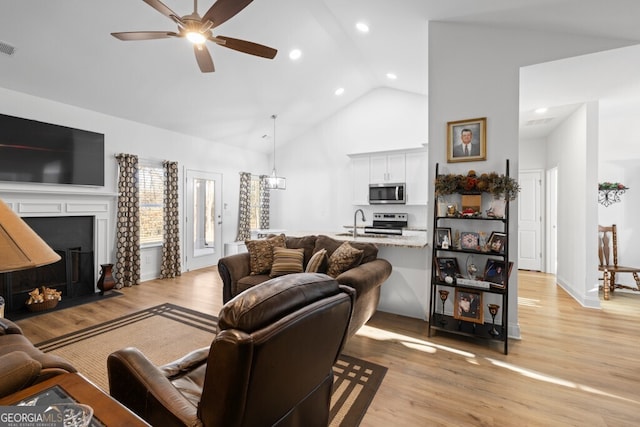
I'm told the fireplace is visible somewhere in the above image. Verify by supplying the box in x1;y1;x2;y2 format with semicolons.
0;216;95;314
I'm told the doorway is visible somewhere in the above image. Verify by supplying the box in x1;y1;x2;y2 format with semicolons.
518;170;543;271
184;169;223;271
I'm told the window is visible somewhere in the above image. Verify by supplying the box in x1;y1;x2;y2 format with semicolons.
249;176;263;230
139;162;164;245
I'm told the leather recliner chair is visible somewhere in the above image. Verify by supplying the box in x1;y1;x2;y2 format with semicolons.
107;273;355;427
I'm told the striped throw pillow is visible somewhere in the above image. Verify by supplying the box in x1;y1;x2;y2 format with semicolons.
270;247;305;278
305;248;328;273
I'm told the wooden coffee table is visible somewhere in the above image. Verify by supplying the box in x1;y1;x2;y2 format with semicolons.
0;372;150;426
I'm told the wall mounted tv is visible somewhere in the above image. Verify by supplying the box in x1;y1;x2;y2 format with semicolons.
0;113;105;186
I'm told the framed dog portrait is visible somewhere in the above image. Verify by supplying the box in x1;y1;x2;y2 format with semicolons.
447;117;487;163
454;288;484;324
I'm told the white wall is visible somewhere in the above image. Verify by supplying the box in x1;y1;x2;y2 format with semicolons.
427;22;630;337
519;138;547;170
270;87;429;233
0;87;267;281
546;104;600;308
598;94;640;269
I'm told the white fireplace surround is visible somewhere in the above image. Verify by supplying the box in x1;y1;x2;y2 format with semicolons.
1;189;117;292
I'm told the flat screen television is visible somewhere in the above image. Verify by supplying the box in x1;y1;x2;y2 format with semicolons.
0;113;105;186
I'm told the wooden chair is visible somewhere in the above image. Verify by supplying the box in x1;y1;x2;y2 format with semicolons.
598;224;640;298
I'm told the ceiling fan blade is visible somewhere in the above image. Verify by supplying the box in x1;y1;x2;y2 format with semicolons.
202;0;254;29
215;36;277;59
143;0;182;22
194;45;215;73
111;31;178;41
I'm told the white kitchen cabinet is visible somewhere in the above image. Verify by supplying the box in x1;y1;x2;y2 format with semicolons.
404;150;428;205
370;153;406;183
351;155;370;205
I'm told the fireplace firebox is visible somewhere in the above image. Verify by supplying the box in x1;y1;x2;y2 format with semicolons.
0;216;95;314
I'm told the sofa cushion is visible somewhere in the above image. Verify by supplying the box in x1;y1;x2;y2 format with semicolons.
270;247;305;278
245;234;286;275
219;273;342;332
327;242;364;278
349;241;379;265
237;274;271;294
314;235;378;265
0;318;23;336
284;235;317;266
305;249;328;273
0;351;42;399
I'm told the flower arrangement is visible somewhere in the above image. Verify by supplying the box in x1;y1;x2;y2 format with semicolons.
598;182;627;191
435;170;521;201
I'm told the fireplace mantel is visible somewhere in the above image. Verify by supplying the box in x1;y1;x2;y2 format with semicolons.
0;189;117;290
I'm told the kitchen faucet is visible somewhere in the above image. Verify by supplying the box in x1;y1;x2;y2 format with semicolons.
353;209;366;239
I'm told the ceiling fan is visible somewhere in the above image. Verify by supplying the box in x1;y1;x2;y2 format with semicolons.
111;0;277;73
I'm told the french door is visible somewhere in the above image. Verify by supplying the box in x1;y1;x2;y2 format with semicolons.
184;169;222;271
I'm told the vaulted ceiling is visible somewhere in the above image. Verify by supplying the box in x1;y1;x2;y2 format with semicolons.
2;1;640;152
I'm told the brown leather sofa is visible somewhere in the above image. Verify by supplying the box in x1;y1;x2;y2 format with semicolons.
108;273;355;427
0;317;76;398
218;234;392;338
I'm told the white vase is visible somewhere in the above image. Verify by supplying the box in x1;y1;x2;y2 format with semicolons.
488;198;506;218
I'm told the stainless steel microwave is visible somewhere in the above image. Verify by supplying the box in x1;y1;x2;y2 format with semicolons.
368;183;406;204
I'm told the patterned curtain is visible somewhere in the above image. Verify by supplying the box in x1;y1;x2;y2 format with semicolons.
259;175;270;229
115;153;141;287
236;172;251;241
160;160;181;278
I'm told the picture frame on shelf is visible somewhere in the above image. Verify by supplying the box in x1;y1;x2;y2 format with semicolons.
435;228;452;249
454;288;484;324
447;117;487;163
434;257;460;281
483;259;514;288
460;231;480;250
461;194;482;215
487;232;507;253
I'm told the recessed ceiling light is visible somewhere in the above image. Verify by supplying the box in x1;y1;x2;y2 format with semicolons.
535;107;548;114
289;49;302;60
356;22;369;33
335;87;345;96
386;73;397;80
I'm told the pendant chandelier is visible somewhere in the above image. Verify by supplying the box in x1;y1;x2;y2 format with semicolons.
267;114;286;190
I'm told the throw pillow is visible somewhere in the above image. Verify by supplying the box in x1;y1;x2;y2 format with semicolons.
326;242;364;278
245;234;286;275
270;247;305;277
305;248;328;273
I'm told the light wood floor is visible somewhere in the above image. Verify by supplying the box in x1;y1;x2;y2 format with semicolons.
15;269;640;426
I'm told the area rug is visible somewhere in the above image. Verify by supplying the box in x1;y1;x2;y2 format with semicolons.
36;303;386;426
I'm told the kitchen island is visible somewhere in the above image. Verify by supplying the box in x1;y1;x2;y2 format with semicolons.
285;229;428;249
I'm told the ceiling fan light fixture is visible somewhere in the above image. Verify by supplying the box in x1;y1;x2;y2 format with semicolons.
186;31;206;44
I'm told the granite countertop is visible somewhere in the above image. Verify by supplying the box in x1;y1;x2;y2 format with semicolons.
286;229;428;249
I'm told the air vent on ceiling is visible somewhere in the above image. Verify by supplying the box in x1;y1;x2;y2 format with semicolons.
0;41;16;56
525;118;553;126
